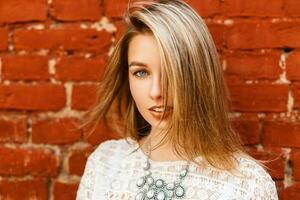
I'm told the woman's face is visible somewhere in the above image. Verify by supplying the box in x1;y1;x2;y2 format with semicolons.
128;33;173;130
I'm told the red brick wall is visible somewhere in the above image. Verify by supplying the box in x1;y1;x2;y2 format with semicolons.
0;0;299;199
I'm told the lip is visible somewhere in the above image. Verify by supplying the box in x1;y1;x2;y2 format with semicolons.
148;106;173;119
148;105;173;111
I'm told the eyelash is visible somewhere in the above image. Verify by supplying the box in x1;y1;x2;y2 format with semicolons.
133;70;149;78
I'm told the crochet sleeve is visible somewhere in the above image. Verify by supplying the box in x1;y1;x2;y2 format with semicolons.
250;174;278;200
76;151;97;200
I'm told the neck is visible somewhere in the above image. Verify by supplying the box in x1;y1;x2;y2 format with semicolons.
138;129;186;162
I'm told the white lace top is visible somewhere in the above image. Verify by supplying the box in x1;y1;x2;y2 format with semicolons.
76;138;278;200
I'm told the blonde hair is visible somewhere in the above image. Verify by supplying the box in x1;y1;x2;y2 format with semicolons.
79;0;249;170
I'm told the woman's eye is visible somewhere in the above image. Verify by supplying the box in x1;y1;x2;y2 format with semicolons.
133;70;148;78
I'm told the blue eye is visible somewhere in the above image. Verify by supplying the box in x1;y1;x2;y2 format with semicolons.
133;70;148;78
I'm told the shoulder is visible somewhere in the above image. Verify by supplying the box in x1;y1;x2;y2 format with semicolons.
77;139;134;199
88;138;137;160
234;153;271;177
233;153;278;199
94;137;136;152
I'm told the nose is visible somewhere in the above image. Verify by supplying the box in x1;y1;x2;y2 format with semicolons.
150;75;162;100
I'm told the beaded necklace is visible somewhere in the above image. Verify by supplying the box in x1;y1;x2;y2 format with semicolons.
135;139;190;200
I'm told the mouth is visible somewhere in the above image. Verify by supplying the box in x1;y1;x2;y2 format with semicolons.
148;106;173;113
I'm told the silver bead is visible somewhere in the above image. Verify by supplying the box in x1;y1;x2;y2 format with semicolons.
166;190;174;197
157;191;166;200
135;192;145;200
180;169;188;177
155;179;164;188
145;170;151;176
143;161;150;170
146;177;154;185
143;184;149;191
175;186;185;197
166;183;175;190
146;189;155;198
136;177;146;188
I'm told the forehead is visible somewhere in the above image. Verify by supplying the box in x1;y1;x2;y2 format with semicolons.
127;34;161;69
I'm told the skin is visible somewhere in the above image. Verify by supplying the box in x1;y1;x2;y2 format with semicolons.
128;33;169;131
128;33;184;161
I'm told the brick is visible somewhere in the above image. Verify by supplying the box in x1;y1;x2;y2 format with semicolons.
0;83;66;111
0;146;59;176
55;56;106;81
83;120;121;145
227;83;289;112
53;181;78;200
2;55;49;81
106;0;222;19
32;118;81;145
114;20;126;44
185;0;222;17
103;0;128;19
262;120;300;148
207;23;225;49
51;0;101;21
0;179;48;200
0;0;47;23
226;21;300;49
285;0;300;17
13;28;112;53
269;22;300;48
275;181;285;199
225;52;281;80
0;117;26;143
226;21;268;49
71;84;97;110
231;114;260;145
0;27;8;50
224;0;283;17
68;147;93;175
291;83;300;109
282;182;300;200
248;148;285;179
291;150;300;180
286;51;300;81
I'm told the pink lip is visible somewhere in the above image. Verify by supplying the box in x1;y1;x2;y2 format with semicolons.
148;105;173;111
148;106;173;119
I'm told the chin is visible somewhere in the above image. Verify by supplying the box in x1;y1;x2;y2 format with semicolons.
149;120;169;130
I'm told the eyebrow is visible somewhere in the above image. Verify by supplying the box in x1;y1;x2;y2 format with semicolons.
128;61;148;68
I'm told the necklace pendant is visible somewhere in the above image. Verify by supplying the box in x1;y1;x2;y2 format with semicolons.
146;176;154;185
143;161;150;170
156;191;166;200
155;179;165;188
174;185;185;198
136;177;146;188
166;183;175;190
136;144;189;200
146;189;156;198
166;190;174;198
135;191;145;200
180;169;188;178
145;170;151;176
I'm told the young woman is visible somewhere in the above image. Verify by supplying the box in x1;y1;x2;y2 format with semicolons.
76;0;278;199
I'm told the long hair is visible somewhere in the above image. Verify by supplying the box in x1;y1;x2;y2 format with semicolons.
78;0;249;170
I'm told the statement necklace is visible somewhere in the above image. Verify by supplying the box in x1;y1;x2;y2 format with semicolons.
135;140;190;200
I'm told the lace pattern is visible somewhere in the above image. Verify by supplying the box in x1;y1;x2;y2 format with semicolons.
76;138;278;200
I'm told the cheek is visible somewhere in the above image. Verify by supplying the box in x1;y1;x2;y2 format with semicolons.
129;79;148;108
